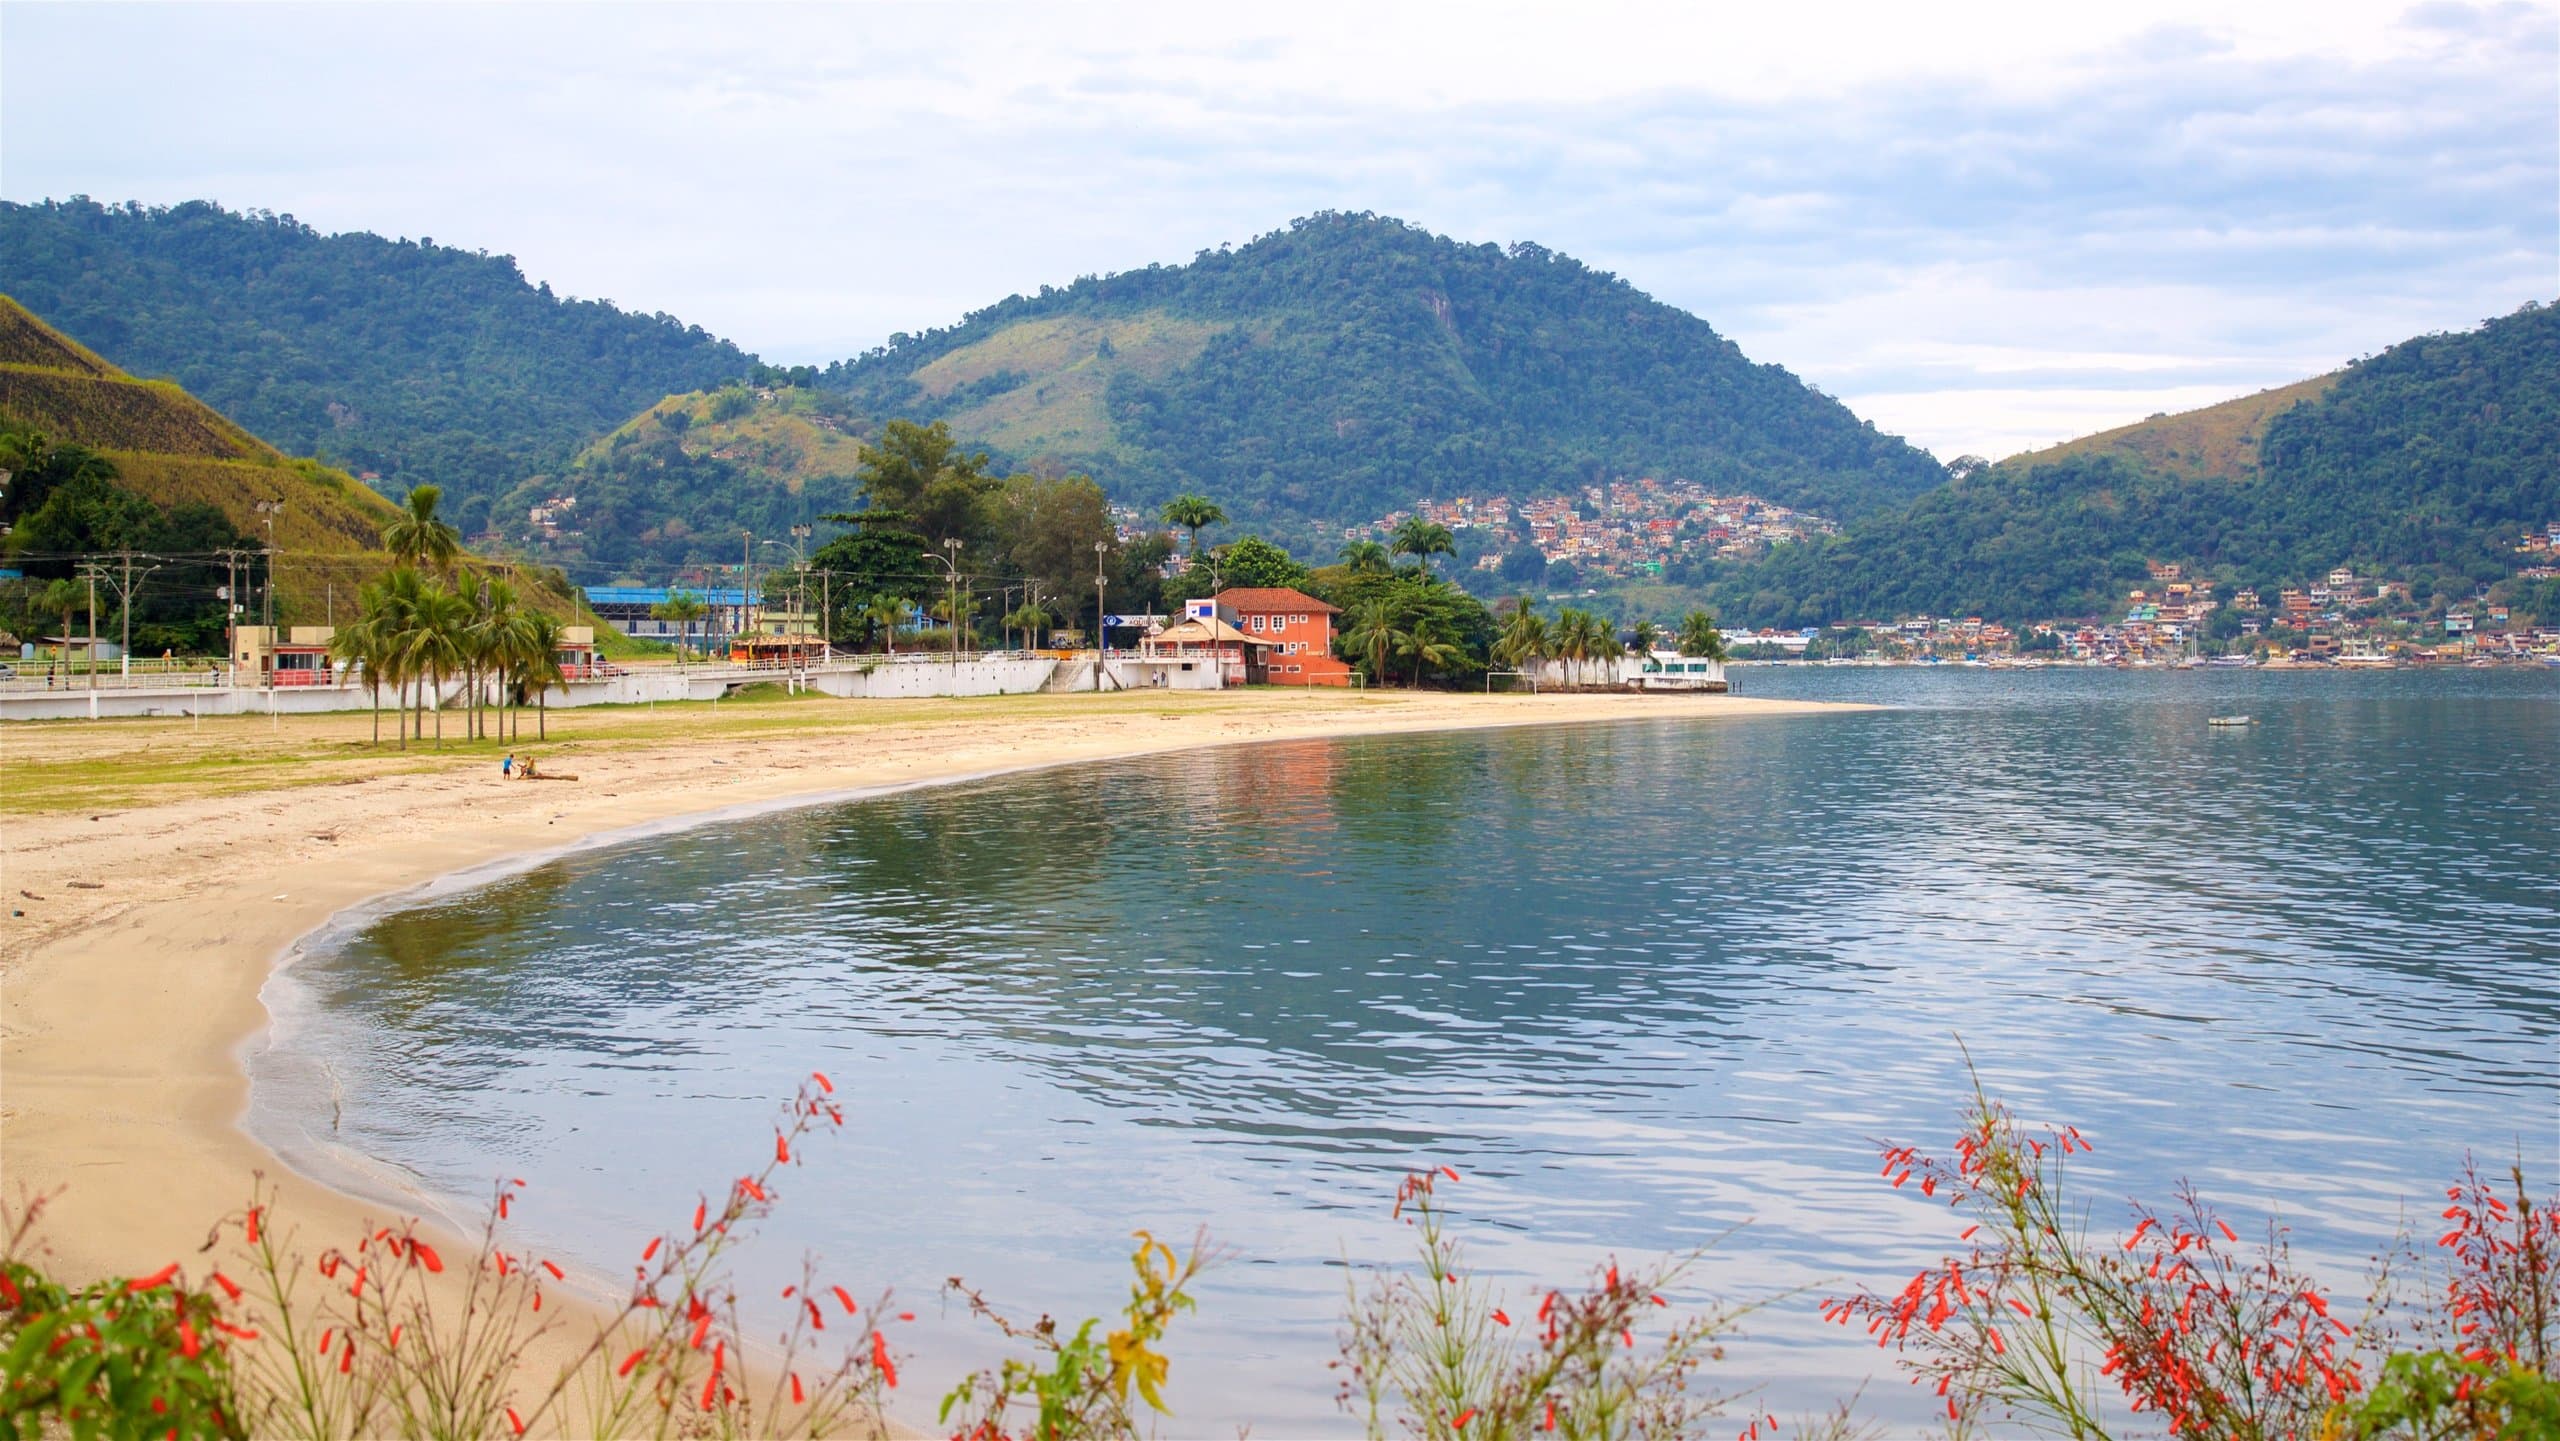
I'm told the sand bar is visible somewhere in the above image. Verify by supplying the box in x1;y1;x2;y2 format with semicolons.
0;685;1859;1421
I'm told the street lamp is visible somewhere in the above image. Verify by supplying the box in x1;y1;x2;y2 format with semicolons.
1094;540;1109;692
254;499;285;634
790;523;819;657
930;537;965;676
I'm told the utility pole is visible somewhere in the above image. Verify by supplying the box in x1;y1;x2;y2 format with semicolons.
83;562;98;689
1094;540;1109;692
940;537;964;678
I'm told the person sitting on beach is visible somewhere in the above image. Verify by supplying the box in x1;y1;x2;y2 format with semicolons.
519;756;538;780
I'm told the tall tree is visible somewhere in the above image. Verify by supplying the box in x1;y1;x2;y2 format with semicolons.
1159;494;1227;556
1676;609;1730;661
383;485;462;575
1390;518;1457;576
1338;539;1392;575
852;419;998;548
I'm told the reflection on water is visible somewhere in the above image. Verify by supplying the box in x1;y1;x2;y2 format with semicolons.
252;669;2560;1432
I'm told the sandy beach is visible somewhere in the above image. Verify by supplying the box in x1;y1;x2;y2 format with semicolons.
0;685;1856;1423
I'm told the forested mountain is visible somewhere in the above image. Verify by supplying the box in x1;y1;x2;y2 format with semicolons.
826;212;1948;536
0;198;756;539
515;382;874;573
1707;302;2560;626
0;294;406;649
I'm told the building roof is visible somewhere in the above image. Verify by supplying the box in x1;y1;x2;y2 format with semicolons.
1213;586;1339;615
583;586;758;607
1145;616;1274;648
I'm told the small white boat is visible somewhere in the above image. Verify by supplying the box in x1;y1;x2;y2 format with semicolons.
2208;715;2257;728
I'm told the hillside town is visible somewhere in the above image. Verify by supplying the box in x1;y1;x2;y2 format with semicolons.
1350;478;1839;581
1724;525;2560;666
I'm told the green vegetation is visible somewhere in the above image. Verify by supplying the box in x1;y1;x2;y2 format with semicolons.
0;199;756;537
523;383;870;570
1708;302;2560;625
830;212;1947;539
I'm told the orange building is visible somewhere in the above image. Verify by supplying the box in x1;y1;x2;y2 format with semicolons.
1214;587;1354;685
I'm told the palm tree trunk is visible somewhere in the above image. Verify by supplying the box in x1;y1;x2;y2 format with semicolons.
538;686;547;740
370;679;380;745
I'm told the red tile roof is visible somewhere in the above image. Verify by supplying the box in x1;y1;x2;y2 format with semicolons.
1214;586;1339;615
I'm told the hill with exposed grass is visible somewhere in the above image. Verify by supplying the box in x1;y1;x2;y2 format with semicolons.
829;212;1950;539
0;197;758;540
1705;302;2560;626
0;294;402;553
506;383;876;572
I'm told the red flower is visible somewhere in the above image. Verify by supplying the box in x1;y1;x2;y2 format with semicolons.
126;1263;180;1294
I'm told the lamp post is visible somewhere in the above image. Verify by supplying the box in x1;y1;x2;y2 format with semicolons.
930;537;964;678
1094;540;1109;692
254;499;285;688
790;522;816;659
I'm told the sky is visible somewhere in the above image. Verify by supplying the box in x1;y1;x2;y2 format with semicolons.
4;1;2555;462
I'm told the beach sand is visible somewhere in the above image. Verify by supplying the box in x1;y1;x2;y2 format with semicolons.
0;685;1857;1427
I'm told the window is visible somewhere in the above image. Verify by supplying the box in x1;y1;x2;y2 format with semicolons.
1249;614;1265;632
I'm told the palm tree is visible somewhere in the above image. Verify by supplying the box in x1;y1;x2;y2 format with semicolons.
1338;539;1393;575
507;611;566;740
1395;614;1464;688
652;590;708;663
1342;599;1408;685
1005;600;1051;650
1493;597;1553;673
395;581;467;748
1677;609;1730;662
1159;494;1226;556
862;595;905;655
37;578;83;677
382;485;462;575
332;578;404;745
1552;608;1622;686
1629;618;1660;655
463;578;526;741
1390;518;1456;576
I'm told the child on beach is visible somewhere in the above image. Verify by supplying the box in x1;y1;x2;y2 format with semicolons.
502;753;515;778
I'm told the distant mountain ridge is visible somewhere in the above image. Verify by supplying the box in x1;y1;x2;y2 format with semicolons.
825;212;1950;536
1706;302;2560;626
0;197;757;540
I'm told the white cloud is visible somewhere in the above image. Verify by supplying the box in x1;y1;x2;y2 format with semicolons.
3;0;2552;461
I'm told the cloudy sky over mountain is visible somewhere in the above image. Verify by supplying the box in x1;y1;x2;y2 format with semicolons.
6;1;2554;460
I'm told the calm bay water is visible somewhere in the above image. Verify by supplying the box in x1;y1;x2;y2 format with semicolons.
250;668;2560;1433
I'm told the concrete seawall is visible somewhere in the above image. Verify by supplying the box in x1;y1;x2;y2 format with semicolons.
0;654;1077;722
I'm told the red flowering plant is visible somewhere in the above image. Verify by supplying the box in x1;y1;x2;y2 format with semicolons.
0;1189;244;1439
1331;1165;1768;1441
1826;1076;2560;1441
2337;1156;2560;1439
5;1070;904;1439
1821;1078;2381;1439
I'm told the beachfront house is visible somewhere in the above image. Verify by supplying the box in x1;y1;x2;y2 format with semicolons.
1213;586;1354;686
557;625;602;680
1136;599;1273;686
233;625;337;686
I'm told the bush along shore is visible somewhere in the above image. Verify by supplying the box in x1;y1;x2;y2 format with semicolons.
3;1069;2551;1440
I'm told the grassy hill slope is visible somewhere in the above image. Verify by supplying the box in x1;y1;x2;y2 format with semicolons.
0;294;401;553
0;198;758;539
511;383;875;573
831;212;1949;538
1707;302;2559;626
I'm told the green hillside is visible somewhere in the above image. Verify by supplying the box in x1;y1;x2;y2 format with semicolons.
511;383;874;572
0;294;402;553
1708;302;2560;626
0;197;758;539
828;212;1949;536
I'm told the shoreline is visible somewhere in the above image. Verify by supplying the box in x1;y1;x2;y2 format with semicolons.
0;688;1864;1424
